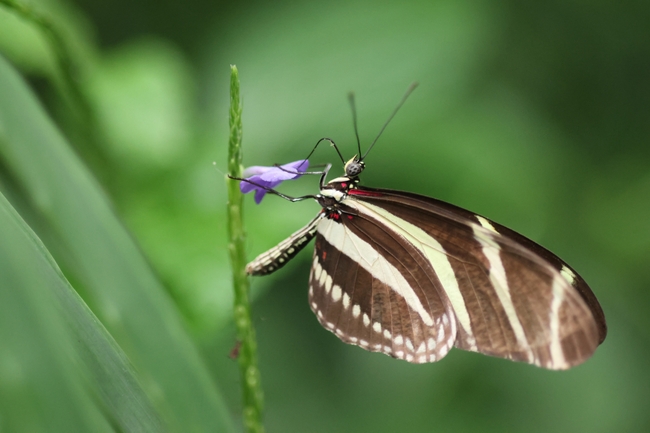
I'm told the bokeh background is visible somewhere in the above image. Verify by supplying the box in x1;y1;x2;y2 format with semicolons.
1;0;649;431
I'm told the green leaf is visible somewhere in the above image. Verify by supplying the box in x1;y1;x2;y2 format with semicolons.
0;55;233;431
0;190;164;432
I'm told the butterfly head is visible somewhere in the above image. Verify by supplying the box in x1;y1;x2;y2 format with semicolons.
344;155;365;178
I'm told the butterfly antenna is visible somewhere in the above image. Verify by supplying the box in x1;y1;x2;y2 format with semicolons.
361;82;419;161
304;137;346;165
348;91;363;158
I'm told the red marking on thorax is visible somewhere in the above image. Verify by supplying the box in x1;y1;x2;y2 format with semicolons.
322;251;327;260
348;189;383;197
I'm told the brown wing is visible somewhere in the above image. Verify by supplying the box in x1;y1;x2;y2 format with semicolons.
341;186;605;370
309;213;456;363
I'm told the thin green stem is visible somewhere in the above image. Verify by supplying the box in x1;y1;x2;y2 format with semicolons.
0;0;109;176
226;65;265;433
0;0;92;117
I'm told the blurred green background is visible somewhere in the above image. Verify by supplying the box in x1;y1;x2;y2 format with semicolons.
1;0;649;432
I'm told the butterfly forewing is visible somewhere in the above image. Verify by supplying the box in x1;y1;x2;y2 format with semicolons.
345;186;604;369
309;212;456;363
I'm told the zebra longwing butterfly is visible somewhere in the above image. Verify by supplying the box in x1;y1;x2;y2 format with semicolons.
241;86;606;370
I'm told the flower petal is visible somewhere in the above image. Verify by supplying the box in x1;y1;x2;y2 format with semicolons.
239;159;309;204
242;165;269;177
239;178;258;193
254;188;267;204
258;160;309;182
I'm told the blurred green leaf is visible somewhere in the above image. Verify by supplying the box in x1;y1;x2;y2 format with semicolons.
0;190;164;432
0;0;96;77
85;38;196;169
0;55;233;431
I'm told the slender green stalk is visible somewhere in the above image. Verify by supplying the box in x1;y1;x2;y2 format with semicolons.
226;65;265;433
0;0;107;174
0;0;92;117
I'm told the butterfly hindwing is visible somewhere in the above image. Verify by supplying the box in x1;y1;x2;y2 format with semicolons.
309;210;456;363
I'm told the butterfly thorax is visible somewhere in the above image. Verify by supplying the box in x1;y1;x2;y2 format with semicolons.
317;176;358;210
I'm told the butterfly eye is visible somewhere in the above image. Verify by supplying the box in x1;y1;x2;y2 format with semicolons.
345;160;365;177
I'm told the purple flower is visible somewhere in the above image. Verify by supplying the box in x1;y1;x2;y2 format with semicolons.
240;159;309;204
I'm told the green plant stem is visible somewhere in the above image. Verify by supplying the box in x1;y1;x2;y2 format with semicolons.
0;0;91;118
0;0;109;178
226;65;265;433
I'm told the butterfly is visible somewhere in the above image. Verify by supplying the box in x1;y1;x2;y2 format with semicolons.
238;85;606;369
